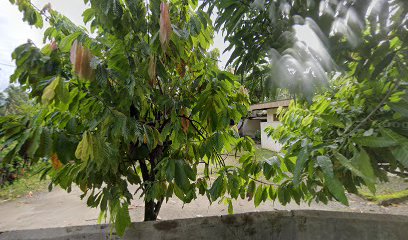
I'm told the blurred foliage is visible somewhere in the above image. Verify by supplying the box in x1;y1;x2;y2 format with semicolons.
203;0;406;102
0;162;49;201
205;0;408;206
0;85;30;116
267;0;408;204
0;86;34;186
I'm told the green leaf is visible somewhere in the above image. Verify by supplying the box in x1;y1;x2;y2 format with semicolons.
144;126;156;151
254;185;263;207
352;149;376;193
353;136;397;148
166;159;175;181
37;128;53;157
380;128;408;168
42;77;60;105
115;203;131;237
174;160;190;192
59;32;82;52
209;175;225;201
320;115;345;128
82;8;95;24
184;163;196;181
335;152;371;181
268;185;277;201
173;184;185;201
262;160;274;180
3;129;31;163
380;127;407;142
388;100;408;118
317;155;348;205
371;53;395;79
34;11;43;28
75;131;92;162
189;15;202;36
293;149;308;187
246;180;256;200
301;115;314;126
54;134;78;164
227;174;241;198
26;127;43;158
391;147;408;168
227;199;233;214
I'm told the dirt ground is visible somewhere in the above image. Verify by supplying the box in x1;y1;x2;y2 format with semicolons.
1;184;408;231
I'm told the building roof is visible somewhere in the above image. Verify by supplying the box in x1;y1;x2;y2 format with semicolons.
249;99;291;111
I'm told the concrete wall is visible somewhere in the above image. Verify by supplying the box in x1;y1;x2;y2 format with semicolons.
266;108;277;122
241;108;283;152
2;210;408;240
240;119;261;138
260;121;282;152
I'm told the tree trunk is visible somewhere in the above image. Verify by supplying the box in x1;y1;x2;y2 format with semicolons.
129;108;168;221
144;199;163;221
138;146;165;221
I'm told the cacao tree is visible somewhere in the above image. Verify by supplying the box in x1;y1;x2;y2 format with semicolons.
1;0;257;235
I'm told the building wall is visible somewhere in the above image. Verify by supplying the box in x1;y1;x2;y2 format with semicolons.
266;108;277;122
240;119;261;138
241;108;283;152
260;121;282;152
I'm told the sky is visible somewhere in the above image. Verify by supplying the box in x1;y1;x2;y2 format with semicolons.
0;0;230;91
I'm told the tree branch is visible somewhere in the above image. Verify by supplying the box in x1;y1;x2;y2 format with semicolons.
178;115;226;167
339;79;400;151
249;176;279;187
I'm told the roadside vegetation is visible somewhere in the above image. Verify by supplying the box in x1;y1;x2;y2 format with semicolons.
358;177;408;206
0;86;37;187
0;163;49;201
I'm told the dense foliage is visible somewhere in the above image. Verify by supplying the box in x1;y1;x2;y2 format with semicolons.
2;0;408;236
0;85;30;116
201;0;408;205
269;0;408;203
203;0;391;102
0;86;32;186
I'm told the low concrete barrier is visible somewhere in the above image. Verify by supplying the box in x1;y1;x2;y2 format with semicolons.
1;210;407;240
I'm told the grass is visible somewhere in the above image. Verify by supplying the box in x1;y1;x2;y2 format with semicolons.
358;176;408;206
0;164;49;202
359;189;408;206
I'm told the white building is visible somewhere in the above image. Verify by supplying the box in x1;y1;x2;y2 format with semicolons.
240;100;290;152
